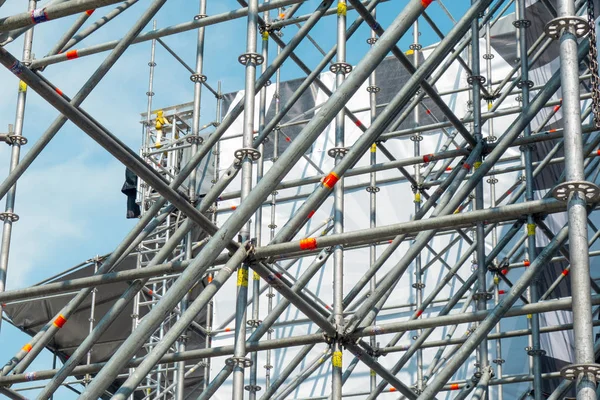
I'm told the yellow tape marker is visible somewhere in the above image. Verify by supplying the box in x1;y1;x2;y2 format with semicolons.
262;31;269;41
474;161;482;170
237;268;249;287
18;80;27;92
371;143;377;152
253;271;260;281
414;192;421;203
337;2;347;16
370;369;376;376
527;314;532;319
332;351;343;368
527;223;536;236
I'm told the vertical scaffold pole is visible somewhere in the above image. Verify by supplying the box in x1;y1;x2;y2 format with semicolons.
410;15;425;394
367;3;378;393
265;17;281;387
0;0;36;334
232;0;260;397
554;1;599;399
517;0;543;398
471;0;489;381
484;2;503;398
249;1;270;398
204;80;222;392
179;0;208;397
331;1;347;398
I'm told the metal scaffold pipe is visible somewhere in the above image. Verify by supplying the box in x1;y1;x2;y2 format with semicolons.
0;0;36;334
555;1;599;399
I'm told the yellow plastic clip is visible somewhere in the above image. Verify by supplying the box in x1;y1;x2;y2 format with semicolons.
371;143;377;152
405;49;414;56
493;276;499;285
332;351;343;367
237;268;249;287
527;223;536;236
414;192;421;203
253;271;261;281
337;2;347;16
261;31;269;41
487;101;493;111
18;80;27;92
473;161;482;170
527;314;532;319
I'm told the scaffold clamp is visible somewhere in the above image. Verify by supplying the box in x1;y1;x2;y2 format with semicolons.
0;134;27;146
238;52;264;66
186;135;204;144
545;16;589;39
527;348;547;356
234;148;261;161
190;73;207;83
560;363;600;380
552;180;600;202
517;80;534;89
513;19;532;29
225;356;253;368
366;85;380;93
245;385;262;393
327;147;349;158
246;319;262;328
472;291;493;301
467;75;486;85
329;62;353;74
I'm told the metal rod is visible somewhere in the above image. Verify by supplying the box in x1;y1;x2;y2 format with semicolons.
557;1;598;399
0;0;35;333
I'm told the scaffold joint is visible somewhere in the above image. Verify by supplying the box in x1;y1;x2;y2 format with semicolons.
560;363;600;380
552;180;600;202
0;212;19;222
545;16;589;39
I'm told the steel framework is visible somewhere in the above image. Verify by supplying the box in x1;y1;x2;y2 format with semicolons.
0;0;600;399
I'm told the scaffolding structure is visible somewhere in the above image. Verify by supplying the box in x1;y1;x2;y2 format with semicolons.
1;0;600;399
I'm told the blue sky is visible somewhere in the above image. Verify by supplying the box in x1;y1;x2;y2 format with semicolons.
0;0;486;398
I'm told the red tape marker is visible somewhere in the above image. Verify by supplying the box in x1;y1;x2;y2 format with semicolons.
53;314;67;328
323;172;340;189
299;237;318;250
307;210;316;219
66;50;79;60
421;0;434;8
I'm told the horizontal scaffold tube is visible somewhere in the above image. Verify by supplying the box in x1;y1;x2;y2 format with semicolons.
253;198;567;259
1;293;598;386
